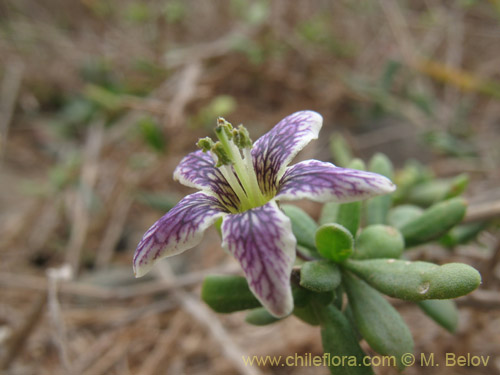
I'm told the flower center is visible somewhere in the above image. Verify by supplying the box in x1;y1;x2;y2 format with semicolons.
197;118;268;212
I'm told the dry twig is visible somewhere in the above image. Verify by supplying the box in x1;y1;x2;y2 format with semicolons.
136;311;187;375
65;121;104;273
0;293;46;370
154;263;266;375
95;192;134;268
464;199;500;223
455;289;500;309
0;60;24;160
80;336;130;375
167;62;203;129
47;264;73;374
0;263;240;300
481;236;500;287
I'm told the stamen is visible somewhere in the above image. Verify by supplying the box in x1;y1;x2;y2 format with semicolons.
233;125;252;149
225;135;266;206
218;164;252;211
205;150;251;210
197;118;269;211
197;137;214;152
242;148;266;202
216;118;234;139
212;142;233;167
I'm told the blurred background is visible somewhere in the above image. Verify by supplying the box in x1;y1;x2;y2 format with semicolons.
0;0;499;374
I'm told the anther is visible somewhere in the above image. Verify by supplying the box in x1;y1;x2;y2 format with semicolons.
197;137;214;152
212;142;233;167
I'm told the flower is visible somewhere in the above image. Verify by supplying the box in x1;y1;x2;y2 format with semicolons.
133;111;395;317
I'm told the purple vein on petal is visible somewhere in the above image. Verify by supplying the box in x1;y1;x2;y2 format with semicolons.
276;160;396;203
252;111;322;196
174;150;240;211
221;201;296;317
133;192;227;277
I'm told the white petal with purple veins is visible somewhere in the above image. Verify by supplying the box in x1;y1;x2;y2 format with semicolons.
276;160;396;203
174;150;240;211
252;111;323;196
221;201;296;317
133;192;228;277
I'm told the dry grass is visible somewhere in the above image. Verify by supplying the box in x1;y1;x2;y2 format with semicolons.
0;1;499;374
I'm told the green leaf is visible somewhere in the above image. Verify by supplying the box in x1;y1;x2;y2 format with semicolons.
387;204;423;229
347;158;366;171
293;304;320;326
319;201;339;226
333;284;344;310
418;300;459;333
282;204;318;254
366;194;393;225
329;132;353;167
291;287;333;326
201;275;261;313
300;260;341;292
424;131;476;157
333;159;365;235
315;224;354;262
245;308;281;326
344;259;481;301
343;272;414;370
343;305;361;341
320;198;361;236
297;244;319;261
292;284;310;308
440;222;487;247
440;173;469;200
366;153;394;225
337;201;361;236
312;290;335;306
319;305;374;375
406;174;469;207
393;160;432;203
400;198;467;247
291;286;318;325
368;153;393;179
352;225;404;260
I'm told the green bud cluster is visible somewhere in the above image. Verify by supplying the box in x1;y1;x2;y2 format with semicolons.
197;118;254;167
196;118;266;211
